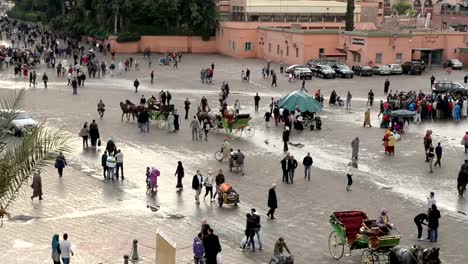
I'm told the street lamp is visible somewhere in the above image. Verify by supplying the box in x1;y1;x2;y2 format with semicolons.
112;0;119;34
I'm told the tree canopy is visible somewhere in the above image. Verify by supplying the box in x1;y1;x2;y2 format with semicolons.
392;0;412;16
345;0;355;31
10;0;218;40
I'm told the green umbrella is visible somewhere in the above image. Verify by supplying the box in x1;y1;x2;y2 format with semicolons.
277;90;323;113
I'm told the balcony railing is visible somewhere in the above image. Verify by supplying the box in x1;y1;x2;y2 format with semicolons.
440;10;468;16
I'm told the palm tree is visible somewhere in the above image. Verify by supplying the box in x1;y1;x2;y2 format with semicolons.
0;90;69;222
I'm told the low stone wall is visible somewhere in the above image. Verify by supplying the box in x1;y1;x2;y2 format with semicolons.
108;36;217;54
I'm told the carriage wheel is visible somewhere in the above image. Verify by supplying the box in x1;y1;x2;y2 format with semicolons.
157;115;166;128
244;125;255;138
214;151;223;161
232;128;242;138
361;249;375;264
328;231;344;260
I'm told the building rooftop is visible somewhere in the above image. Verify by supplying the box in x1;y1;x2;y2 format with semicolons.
245;0;361;13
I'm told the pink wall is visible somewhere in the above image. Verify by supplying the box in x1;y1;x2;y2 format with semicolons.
108;36;217;54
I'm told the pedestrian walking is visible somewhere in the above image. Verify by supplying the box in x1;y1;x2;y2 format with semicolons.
251;208;263;250
427;192;436;213
246;68;250;82
428;204;440;242
137;110;150;133
254;93;260;112
346;162;353;191
167;112;175;132
414;213;428;241
281;155;290;184
167;91;172;105
384;79;390;94
288;155;298;184
97;100;105;119
79;122;89;148
184;98;191;119
71;78;78;94
430;75;435;87
271;72;277;87
434;143;442;167
89;120;100;147
303;152;313;181
30;170;43;200
59;233;74;264
346;91;352;110
351;137;360;160
193;233;205;264
214;169;225;199
134;79;140;93
363;108;372;127
462;131;468;153
150;70;154;84
115;149;124;180
106;154;117;181
174;109;180;132
264;111;271;128
242;213;256;251
457;160;468;198
267;183;277;219
204;170;214;202
55;152;67;178
51;234;61;264
42;72;48;88
203;228;221;264
201;119;210;141
424;130;433;161
192;170;204;204
388;132;396;156
175;161;184;190
101;151;108;179
190;116;200;141
282;127;290;152
428;144;435;173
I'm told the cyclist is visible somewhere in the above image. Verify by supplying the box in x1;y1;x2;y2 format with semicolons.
97;100;106;119
273;237;291;263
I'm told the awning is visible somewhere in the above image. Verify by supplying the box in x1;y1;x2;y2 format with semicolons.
412;48;443;51
321;52;347;57
347;47;362;53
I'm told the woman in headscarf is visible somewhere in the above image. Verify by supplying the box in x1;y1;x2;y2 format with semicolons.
388;132;396;156
30;171;43;201
174;161;184;190
149;167;160;192
51;234;61;264
167;112;175;132
376;208;394;235
383;130;391;155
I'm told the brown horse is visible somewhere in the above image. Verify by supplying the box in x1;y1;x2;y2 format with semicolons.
120;100;138;122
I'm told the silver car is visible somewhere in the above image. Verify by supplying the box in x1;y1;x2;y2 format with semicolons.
0;110;38;136
372;65;392;75
387;64;403;74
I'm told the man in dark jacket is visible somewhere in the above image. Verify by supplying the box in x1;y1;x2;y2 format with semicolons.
458;160;468;198
280;155;290;183
214;169;225;199
192;170;203;204
267;184;277;219
203;228;221;264
101;151;108;179
134;79;140;93
414;213;428;240
282;127;290;152
288;156;298;184
384;79;390;94
428;204;440;242
434;142;442;167
184;98;191;119
303;153;313;181
254;93;260;111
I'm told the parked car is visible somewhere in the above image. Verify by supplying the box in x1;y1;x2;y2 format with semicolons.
307;59;320;68
312;64;336;78
353;65;373;76
293;67;313;80
411;60;425;70
332;64;354;78
443;59;463;69
387;64;403;74
0;110;38;136
432;81;467;94
285;64;307;74
372;65;392;75
401;61;424;75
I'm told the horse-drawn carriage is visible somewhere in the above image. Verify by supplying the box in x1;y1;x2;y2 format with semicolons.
213;112;255;138
328;211;401;264
148;104;174;128
120;99;174;129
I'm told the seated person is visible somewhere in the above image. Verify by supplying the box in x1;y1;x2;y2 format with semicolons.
376;208;394;235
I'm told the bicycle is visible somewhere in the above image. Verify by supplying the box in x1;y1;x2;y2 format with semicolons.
214;150;223;161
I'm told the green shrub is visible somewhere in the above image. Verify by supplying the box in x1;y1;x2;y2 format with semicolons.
7;9;44;23
116;32;141;42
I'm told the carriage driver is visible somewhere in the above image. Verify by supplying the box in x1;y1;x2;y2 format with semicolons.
376;208;394;235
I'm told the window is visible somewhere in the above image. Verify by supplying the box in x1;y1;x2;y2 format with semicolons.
353;53;361;63
277;44;280;54
375;53;382;64
378;2;383;8
396;53;402;64
244;42;253;51
230;41;236;50
269;43;271;52
319;48;324;54
286;46;289;56
296;47;299;58
442;22;447;29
